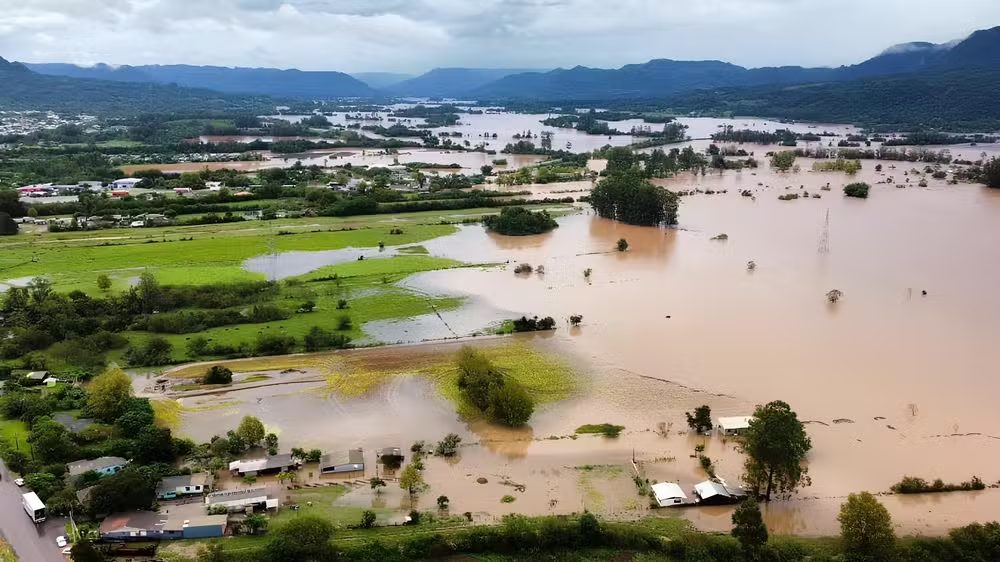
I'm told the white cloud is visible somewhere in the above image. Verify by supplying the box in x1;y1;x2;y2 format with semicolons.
0;0;997;72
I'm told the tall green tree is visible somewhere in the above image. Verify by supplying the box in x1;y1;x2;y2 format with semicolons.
590;169;679;227
86;367;134;422
731;497;769;559
770;151;796;172
741;400;812;501
27;416;75;463
237;415;266;448
838;492;895;560
399;463;425;503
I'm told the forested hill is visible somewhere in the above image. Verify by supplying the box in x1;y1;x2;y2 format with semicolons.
661;69;1000;131
25;62;376;100
0;57;274;114
472;26;1000;101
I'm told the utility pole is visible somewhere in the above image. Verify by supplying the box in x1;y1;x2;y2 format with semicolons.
818;209;830;254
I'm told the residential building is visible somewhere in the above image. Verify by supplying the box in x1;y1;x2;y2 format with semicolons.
67;456;128;478
717;416;753;436
320;449;365;474
651;482;688;507
205;487;279;512
156;473;214;500
228;453;299;476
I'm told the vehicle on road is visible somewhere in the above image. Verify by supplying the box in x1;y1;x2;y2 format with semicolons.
22;491;46;523
55;536;67;548
14;478;24;486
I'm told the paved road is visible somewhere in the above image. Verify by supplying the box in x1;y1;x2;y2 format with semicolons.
0;461;67;562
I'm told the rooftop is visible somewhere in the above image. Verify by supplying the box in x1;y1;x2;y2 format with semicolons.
163;514;228;532
67;456;127;476
99;511;165;535
651;482;688;506
228;453;296;473
320;448;364;469
157;472;212;493
693;478;745;500
717;416;753;430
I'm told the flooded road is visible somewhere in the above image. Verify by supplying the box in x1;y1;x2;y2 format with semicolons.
170;158;1000;536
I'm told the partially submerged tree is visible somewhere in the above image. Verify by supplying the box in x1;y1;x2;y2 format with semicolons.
826;289;844;304
685;405;713;434
236;415;266;448
838;492;896;560
770;151;796;172
742;400;812;501
399;463;426;503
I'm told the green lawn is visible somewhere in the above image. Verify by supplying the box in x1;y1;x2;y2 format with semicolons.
0;419;29;453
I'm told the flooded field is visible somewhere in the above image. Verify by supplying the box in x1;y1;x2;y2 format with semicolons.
161;146;1000;536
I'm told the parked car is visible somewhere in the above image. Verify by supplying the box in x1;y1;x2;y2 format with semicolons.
13;478;24;487
55;536;67;548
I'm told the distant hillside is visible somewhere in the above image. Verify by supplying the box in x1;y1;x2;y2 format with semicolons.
351;72;414;89
26;62;376;99
473;26;1000;100
661;69;1000;131
1;57;273;114
386;68;544;98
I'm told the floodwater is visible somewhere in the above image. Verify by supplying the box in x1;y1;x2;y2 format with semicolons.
171;154;1000;536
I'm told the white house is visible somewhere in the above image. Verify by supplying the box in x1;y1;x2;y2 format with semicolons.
651;482;688;507
111;178;142;190
717;416;753;436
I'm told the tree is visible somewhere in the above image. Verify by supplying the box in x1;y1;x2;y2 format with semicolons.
436;495;450;510
616;238;629;252
244;512;269;535
27;416;75;463
399;463;425;502
685;405;713;434
24;472;61;502
88;467;157;515
369;477;386;494
731;497;769;558
237;416;266;447
591;170;679;226
579;511;603;545
770;151;796;172
480;165;494;176
360;509;377;528
69;541;105;562
838;492;895;560
843;182;870;198
96;274;112;291
826;289;844;304
115;398;156;436
265;432;279;450
487;381;534;426
0;212;18;236
125;336;173;367
264;515;335;562
482;206;558;236
982;157;1000;188
86;367;134;422
742;400;812;501
203;366;233;385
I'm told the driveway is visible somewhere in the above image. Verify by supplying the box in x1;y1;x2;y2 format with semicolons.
0;461;67;562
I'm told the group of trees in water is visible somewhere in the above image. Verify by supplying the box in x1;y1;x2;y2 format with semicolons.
589;147;680;226
482;206;558;235
455;347;534;427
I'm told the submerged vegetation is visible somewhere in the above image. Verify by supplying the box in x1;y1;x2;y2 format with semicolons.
482;206;559;235
590;147;680;226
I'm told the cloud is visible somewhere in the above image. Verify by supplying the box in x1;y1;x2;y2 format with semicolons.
0;0;997;72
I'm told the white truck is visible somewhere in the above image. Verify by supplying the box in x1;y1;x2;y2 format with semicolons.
22;491;46;523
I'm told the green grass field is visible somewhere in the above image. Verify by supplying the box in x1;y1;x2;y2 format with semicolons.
0;419;29;453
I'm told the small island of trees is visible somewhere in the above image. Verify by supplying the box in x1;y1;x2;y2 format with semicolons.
482;206;558;235
590;148;680;226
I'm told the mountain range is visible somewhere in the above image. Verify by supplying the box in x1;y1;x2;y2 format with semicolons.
3;25;1000;124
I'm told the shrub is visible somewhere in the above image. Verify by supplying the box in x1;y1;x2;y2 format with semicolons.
575;423;624;437
891;475;986;494
616;238;629;251
203;366;233;385
303;326;350;351
125;337;173;367
435;433;462;456
513;263;533;274
336;314;353;331
844;182;871;198
360;510;376;529
501;495;516;503
255;333;295;355
482;206;558;235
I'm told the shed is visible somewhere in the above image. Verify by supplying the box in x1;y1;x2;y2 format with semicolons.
228;453;298;476
651;482;688;507
693;478;746;505
164;514;228;539
25;371;48;382
717;416;753;436
320;449;365;474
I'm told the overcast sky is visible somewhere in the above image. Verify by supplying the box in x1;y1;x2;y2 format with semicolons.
2;0;999;73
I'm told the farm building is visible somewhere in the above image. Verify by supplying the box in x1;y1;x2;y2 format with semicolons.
717;416;753;436
693;479;747;505
651;482;688;507
157;473;214;500
228;453;299;476
320;449;365;474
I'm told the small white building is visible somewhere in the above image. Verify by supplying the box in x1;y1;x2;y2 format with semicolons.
717;416;753;436
111;178;142;190
651;482;688;507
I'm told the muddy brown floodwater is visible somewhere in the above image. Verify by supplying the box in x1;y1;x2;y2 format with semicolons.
174;160;1000;536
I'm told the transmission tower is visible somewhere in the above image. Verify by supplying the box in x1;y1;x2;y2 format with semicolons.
818;209;830;254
